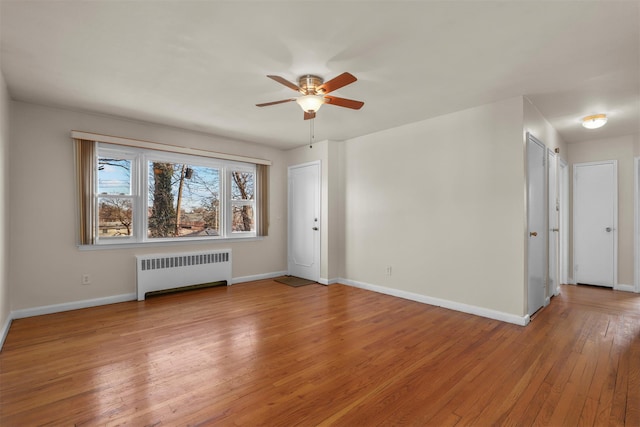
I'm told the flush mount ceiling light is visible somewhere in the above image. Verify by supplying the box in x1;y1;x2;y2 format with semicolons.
582;114;608;130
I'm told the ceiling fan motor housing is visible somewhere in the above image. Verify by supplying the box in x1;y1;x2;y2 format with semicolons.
299;75;324;95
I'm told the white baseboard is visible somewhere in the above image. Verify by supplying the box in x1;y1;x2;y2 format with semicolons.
0;314;12;352
11;293;136;320
236;273;335;286
8;271;289;322
614;284;637;293
567;277;576;285
231;271;287;285
339;278;530;326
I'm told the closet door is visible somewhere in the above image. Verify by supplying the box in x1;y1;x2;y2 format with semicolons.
573;161;617;287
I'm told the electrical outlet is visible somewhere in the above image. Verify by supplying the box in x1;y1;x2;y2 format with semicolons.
81;274;91;285
385;266;392;276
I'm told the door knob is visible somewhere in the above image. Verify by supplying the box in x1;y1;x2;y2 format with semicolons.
530;231;538;237
605;227;612;232
312;227;318;231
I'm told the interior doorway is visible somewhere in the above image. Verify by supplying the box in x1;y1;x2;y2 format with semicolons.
635;157;639;292
573;160;617;287
559;159;569;287
548;149;559;298
288;161;321;282
527;133;548;316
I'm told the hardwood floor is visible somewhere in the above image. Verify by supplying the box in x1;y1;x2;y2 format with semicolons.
1;281;639;426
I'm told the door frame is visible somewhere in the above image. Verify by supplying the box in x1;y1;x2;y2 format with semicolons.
572;160;618;288
559;159;569;288
287;160;321;281
547;148;559;298
635;157;640;292
526;133;548;316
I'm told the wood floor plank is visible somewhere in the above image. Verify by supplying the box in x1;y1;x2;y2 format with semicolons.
560;339;599;424
1;282;639;425
352;322;516;425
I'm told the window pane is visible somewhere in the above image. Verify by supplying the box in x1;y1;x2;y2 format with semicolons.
231;171;254;200
98;197;133;237
97;157;131;195
147;162;220;238
232;205;254;232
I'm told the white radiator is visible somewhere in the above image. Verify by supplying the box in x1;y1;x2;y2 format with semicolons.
136;249;232;300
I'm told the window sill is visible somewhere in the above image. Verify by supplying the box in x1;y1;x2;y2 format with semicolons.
77;236;265;251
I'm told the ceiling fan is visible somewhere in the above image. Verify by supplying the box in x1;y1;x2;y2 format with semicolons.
256;72;364;120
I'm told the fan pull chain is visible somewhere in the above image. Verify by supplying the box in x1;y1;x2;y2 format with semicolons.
309;118;315;149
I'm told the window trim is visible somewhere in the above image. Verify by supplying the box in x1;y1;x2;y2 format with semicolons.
71;130;272;166
143;148;228;243
95;146;139;245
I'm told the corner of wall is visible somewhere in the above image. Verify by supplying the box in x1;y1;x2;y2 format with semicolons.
0;67;11;350
523;96;568;159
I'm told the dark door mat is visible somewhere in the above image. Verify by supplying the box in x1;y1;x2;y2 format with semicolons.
274;276;317;287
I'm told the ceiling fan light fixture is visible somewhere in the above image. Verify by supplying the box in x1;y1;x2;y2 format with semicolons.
296;95;324;113
258;73;362;120
582;113;607;129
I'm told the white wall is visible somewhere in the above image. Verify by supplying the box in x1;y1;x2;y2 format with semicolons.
0;69;11;346
341;96;527;317
567;134;637;287
8;101;288;311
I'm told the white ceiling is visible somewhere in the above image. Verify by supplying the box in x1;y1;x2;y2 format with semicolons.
1;1;638;150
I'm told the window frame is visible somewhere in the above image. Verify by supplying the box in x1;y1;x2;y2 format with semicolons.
228;167;257;236
93;142;258;245
95;145;140;245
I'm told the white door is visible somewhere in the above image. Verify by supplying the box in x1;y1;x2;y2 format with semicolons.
548;150;559;297
573;161;617;287
288;161;320;281
527;134;547;316
559;159;569;286
633;157;640;293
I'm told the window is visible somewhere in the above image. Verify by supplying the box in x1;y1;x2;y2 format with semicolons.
97;150;136;240
75;137;268;246
146;158;221;239
230;171;255;233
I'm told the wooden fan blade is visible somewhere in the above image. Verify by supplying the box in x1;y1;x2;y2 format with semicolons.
304;111;316;120
317;72;357;94
256;99;296;107
324;95;364;110
267;75;301;92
